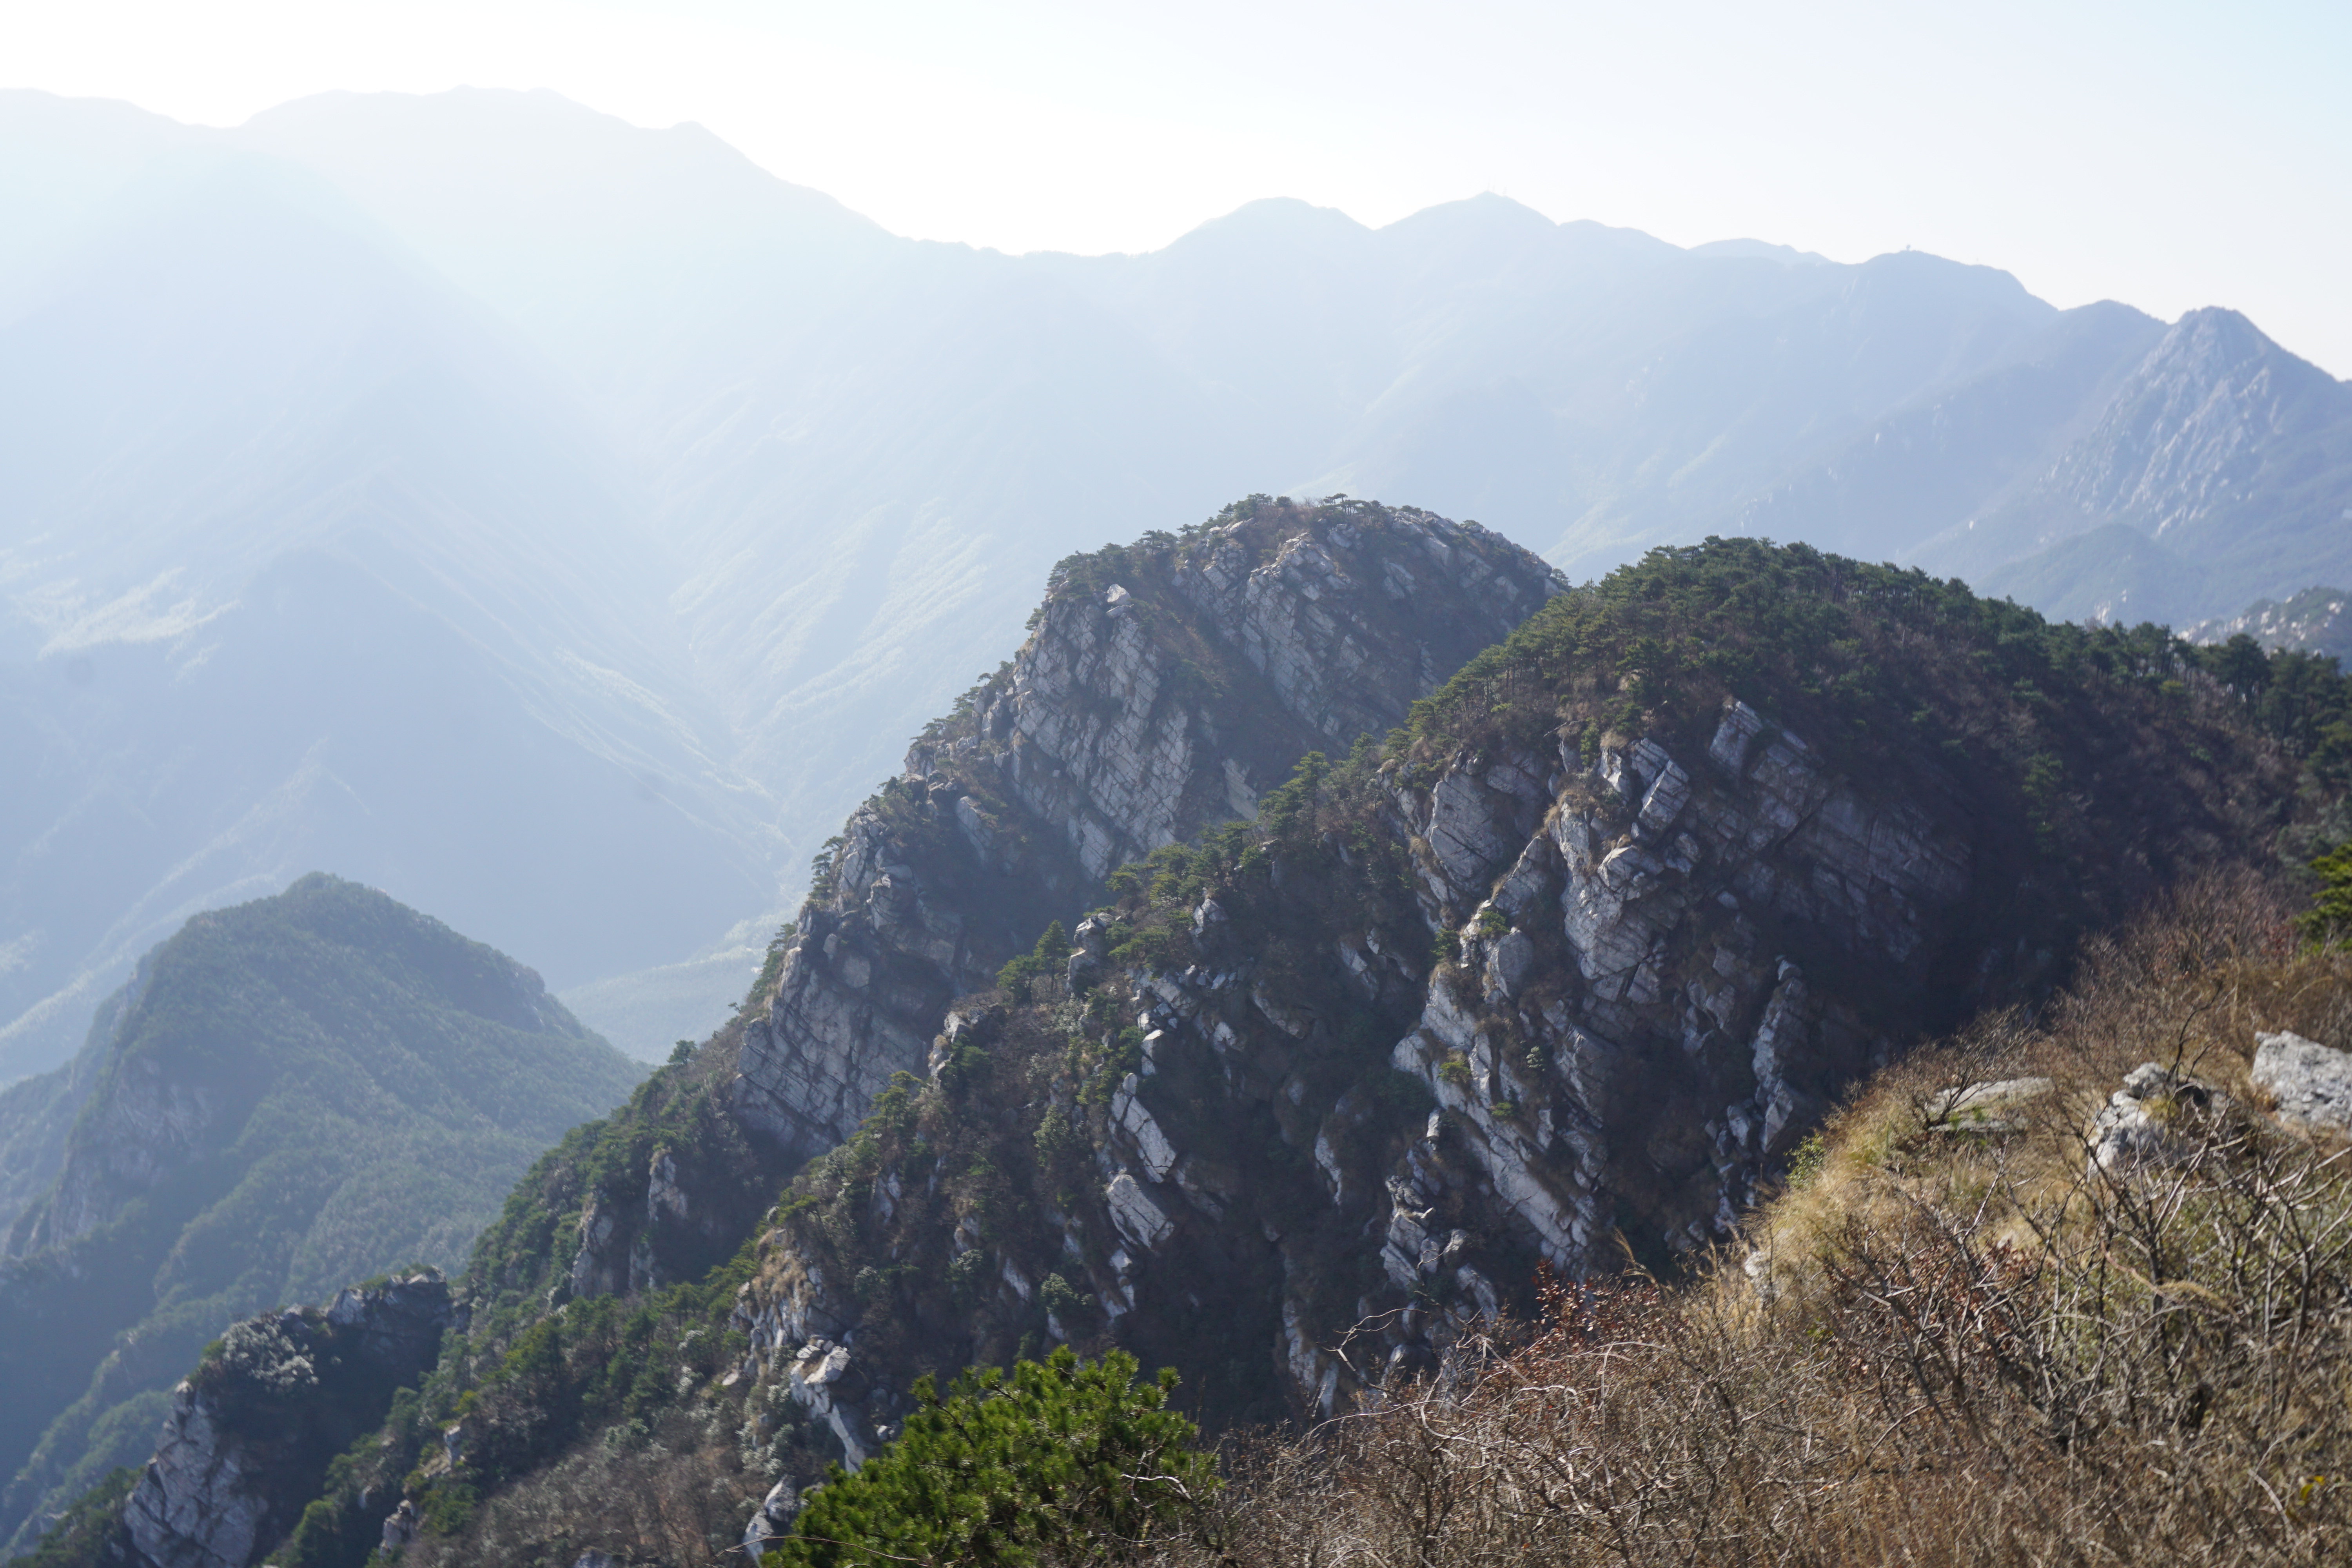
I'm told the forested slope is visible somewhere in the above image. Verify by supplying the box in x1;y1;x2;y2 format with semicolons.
0;875;644;1553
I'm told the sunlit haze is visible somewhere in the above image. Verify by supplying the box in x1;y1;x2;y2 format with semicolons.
9;0;2350;375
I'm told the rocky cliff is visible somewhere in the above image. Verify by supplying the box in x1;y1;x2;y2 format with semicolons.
730;497;1568;1161
13;1273;456;1568
2188;584;2352;663
1958;309;2352;624
118;527;2334;1568
122;1276;456;1568
717;536;2301;1443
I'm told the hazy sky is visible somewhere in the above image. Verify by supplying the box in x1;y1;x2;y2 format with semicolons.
10;0;2351;375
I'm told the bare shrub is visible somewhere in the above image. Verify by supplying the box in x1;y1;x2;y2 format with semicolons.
402;1406;769;1568
1138;877;2352;1567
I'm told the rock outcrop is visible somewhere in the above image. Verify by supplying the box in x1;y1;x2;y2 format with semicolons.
732;498;1568;1159
2087;1061;2223;1173
0;875;639;1559
1387;708;1972;1260
716;533;2303;1429
718;704;2027;1425
2252;1031;2352;1135
120;1274;456;1568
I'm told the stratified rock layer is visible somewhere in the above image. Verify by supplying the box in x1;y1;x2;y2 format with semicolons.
719;697;2028;1429
731;499;1567;1158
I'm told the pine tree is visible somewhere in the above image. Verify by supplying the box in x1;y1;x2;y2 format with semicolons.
766;1347;1213;1568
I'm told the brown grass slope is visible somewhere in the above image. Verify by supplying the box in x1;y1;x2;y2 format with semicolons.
1160;875;2352;1566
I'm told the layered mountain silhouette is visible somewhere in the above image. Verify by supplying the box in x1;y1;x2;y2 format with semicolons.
2;85;2346;1078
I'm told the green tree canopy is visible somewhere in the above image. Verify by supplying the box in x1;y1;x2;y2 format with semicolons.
765;1347;1214;1568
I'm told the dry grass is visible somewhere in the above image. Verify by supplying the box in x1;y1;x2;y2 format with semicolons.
401;1405;777;1568
1139;875;2352;1567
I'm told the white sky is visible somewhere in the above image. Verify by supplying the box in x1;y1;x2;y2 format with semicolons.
8;0;2351;375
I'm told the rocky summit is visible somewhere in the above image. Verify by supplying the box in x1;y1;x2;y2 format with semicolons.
124;1276;456;1568
730;497;1568;1161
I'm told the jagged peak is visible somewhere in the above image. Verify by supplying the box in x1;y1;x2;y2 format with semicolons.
2132;304;2348;399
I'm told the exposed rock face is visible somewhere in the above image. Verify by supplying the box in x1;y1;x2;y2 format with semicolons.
2187;586;2352;663
732;499;1568;1159
0;875;638;1559
722;701;2038;1430
1385;705;1971;1261
0;953;153;1243
11;1044;217;1257
120;1274;455;1568
2252;1031;2352;1135
1953;308;2352;620
560;1125;782;1309
699;522;2312;1450
739;1479;799;1564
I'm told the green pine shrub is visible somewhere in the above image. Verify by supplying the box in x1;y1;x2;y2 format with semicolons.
766;1347;1213;1568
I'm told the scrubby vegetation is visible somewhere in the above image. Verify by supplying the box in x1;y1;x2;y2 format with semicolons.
769;1348;1213;1568
1412;539;2309;933
741;745;1446;1438
316;1020;801;1567
1143;875;2352;1566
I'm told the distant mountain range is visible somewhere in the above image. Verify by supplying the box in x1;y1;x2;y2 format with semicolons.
2187;585;2352;662
0;873;641;1554
2;86;2347;1078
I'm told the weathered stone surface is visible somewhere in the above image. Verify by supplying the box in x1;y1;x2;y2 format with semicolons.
1105;1172;1174;1249
2253;1030;2352;1134
1111;1078;1180;1182
739;1480;799;1563
722;678;2043;1428
2087;1062;2230;1173
121;1275;454;1568
733;501;1566;1159
1387;716;1974;1276
786;1339;879;1468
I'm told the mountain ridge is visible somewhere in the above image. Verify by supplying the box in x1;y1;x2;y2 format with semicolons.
0;874;645;1555
8;84;2352;1087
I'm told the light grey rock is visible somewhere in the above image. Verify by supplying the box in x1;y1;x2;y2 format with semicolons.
740;1479;798;1562
1632;759;1691;842
2090;1091;2191;1173
127;1389;268;1568
380;1501;418;1553
2087;1063;2224;1173
787;1340;878;1469
1709;700;1765;774
122;1276;453;1568
735;505;1564;1159
1424;762;1518;905
1485;930;1535;1001
1111;1080;1180;1182
2253;1031;2352;1134
1366;704;1979;1271
1105;1172;1174;1249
